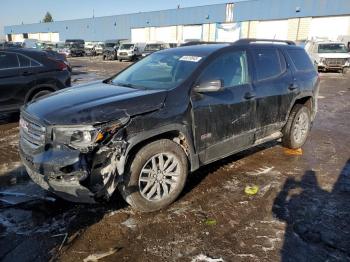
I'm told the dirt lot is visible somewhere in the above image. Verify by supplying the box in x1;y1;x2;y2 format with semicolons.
0;57;349;262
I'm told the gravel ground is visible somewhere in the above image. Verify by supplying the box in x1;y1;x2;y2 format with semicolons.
0;57;349;262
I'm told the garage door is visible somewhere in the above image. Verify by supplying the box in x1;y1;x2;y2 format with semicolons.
131;28;148;43
154;26;177;43
257;20;288;40
309;16;350;41
50;33;60;42
216;23;241;42
182;25;202;41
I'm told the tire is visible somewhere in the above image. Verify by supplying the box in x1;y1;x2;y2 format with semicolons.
30;90;52;101
119;139;188;212
118;59;122;62
282;104;311;149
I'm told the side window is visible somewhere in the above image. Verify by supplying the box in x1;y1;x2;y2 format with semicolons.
0;52;19;69
253;48;284;81
199;50;249;87
17;54;31;67
287;49;314;71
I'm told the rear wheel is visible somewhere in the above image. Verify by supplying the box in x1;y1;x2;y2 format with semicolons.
282;104;311;149
119;139;188;212
30;90;52;101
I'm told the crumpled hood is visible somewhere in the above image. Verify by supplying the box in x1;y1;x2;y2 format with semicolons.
24;81;167;125
319;53;350;59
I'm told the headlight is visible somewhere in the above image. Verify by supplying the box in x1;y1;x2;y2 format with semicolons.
53;126;101;151
52;117;129;152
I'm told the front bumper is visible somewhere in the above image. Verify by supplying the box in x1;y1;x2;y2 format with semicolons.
19;145;97;203
117;54;134;60
317;61;350;70
19;138;124;204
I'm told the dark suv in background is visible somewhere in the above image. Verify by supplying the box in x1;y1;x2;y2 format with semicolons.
19;39;319;212
0;48;71;113
102;39;127;60
65;39;85;57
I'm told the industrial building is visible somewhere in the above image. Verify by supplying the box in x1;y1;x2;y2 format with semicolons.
4;0;350;44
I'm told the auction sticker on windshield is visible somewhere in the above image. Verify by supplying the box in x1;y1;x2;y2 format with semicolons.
179;56;202;62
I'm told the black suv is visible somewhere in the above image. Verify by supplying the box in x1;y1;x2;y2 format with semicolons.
0;48;71;113
102;39;126;60
19;39;319;212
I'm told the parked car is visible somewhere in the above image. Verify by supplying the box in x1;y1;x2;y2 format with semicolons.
94;42;105;56
305;40;350;72
0;48;71;113
141;42;171;57
117;42;145;61
19;39;319;212
22;39;39;49
102;39;127;60
84;41;97;56
65;39;85;57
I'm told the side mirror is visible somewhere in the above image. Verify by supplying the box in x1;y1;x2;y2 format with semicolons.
193;80;223;93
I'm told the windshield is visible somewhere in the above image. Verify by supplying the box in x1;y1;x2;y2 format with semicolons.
105;43;116;47
120;44;134;50
318;43;348;53
145;44;162;52
111;52;203;90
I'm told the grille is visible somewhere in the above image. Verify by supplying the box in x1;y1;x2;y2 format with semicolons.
119;52;128;56
324;58;347;66
20;114;46;149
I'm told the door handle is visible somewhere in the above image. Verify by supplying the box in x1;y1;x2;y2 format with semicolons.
22;71;31;76
244;92;256;100
289;83;299;90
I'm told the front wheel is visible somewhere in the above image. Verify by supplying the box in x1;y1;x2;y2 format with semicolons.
282;104;311;149
119;139;188;212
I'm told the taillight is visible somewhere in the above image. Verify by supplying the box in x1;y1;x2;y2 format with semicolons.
47;56;68;71
57;61;68;71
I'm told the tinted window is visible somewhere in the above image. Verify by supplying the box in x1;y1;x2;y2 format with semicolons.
287;49;314;71
253;48;283;81
0;52;19;69
18;54;31;67
199;51;249;87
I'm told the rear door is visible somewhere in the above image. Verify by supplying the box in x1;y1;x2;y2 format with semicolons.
191;48;256;163
0;51;22;111
251;47;295;139
0;52;37;112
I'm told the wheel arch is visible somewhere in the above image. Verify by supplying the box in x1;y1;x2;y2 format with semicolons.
285;93;315;124
25;84;58;103
124;124;199;173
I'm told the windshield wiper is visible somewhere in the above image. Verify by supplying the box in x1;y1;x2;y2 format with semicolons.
111;81;146;90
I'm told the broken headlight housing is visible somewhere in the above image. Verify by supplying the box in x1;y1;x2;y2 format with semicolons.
52;117;129;152
53;126;102;151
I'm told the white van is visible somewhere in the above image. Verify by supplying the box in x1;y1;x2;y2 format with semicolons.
117;42;146;61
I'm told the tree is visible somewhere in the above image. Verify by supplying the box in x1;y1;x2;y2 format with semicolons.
43;12;53;23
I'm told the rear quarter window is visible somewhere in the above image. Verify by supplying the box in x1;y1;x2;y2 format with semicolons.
287;49;314;71
253;48;285;81
0;52;19;69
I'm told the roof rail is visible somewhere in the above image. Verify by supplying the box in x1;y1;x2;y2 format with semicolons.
234;38;296;46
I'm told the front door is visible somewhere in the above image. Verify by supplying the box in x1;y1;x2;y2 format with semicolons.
191;48;256;164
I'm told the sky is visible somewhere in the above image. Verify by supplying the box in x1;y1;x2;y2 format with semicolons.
0;0;241;38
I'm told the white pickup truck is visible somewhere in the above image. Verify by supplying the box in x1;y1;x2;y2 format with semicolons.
305;40;350;72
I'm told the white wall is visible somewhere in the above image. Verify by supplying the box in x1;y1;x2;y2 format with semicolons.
182;25;203;41
216;23;241;42
256;20;288;40
309;16;350;41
